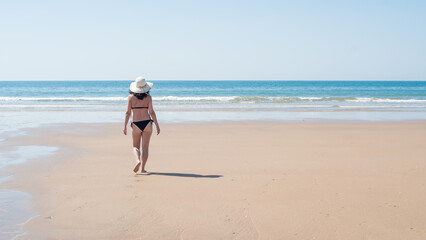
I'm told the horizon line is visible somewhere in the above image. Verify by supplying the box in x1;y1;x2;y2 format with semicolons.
0;79;425;82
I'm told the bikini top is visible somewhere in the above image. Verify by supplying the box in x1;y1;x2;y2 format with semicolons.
132;106;148;109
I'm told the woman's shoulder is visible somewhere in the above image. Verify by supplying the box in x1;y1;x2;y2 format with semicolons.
142;94;152;102
127;94;134;100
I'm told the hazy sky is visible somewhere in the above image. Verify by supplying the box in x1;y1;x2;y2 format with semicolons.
1;0;425;80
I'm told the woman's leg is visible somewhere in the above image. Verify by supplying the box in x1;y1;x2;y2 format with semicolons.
140;122;153;173
132;124;142;173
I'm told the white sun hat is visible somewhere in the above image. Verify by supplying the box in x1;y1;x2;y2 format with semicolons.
130;76;153;93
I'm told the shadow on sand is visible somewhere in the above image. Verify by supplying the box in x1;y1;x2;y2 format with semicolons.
137;172;223;178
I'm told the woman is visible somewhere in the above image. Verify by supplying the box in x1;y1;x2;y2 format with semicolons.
123;76;160;173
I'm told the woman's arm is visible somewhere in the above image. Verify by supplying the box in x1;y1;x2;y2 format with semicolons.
148;95;160;135
123;95;132;135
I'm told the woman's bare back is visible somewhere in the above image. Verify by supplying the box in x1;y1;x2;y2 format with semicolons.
129;95;151;122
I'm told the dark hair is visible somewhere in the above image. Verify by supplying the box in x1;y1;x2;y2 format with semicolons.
129;91;150;100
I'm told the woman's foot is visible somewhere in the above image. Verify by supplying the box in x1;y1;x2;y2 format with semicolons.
133;162;141;173
141;169;147;173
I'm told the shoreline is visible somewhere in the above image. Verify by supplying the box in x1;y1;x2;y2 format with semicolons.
1;121;426;239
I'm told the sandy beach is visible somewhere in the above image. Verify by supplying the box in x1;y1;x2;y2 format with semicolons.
2;121;426;240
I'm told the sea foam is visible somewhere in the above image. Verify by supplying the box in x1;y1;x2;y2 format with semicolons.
1;96;426;104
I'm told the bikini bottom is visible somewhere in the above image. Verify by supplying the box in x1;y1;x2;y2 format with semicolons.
131;120;153;131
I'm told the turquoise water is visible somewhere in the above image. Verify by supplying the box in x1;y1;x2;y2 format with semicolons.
0;81;425;110
0;80;425;99
0;80;425;129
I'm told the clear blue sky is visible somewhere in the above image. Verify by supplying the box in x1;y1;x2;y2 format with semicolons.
1;0;425;80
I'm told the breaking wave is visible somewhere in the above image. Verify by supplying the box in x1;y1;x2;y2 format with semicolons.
1;96;425;103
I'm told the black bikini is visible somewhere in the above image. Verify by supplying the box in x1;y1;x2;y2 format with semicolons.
131;106;153;131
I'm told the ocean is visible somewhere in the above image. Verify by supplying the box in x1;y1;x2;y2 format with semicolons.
0;81;425;135
0;80;425;111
